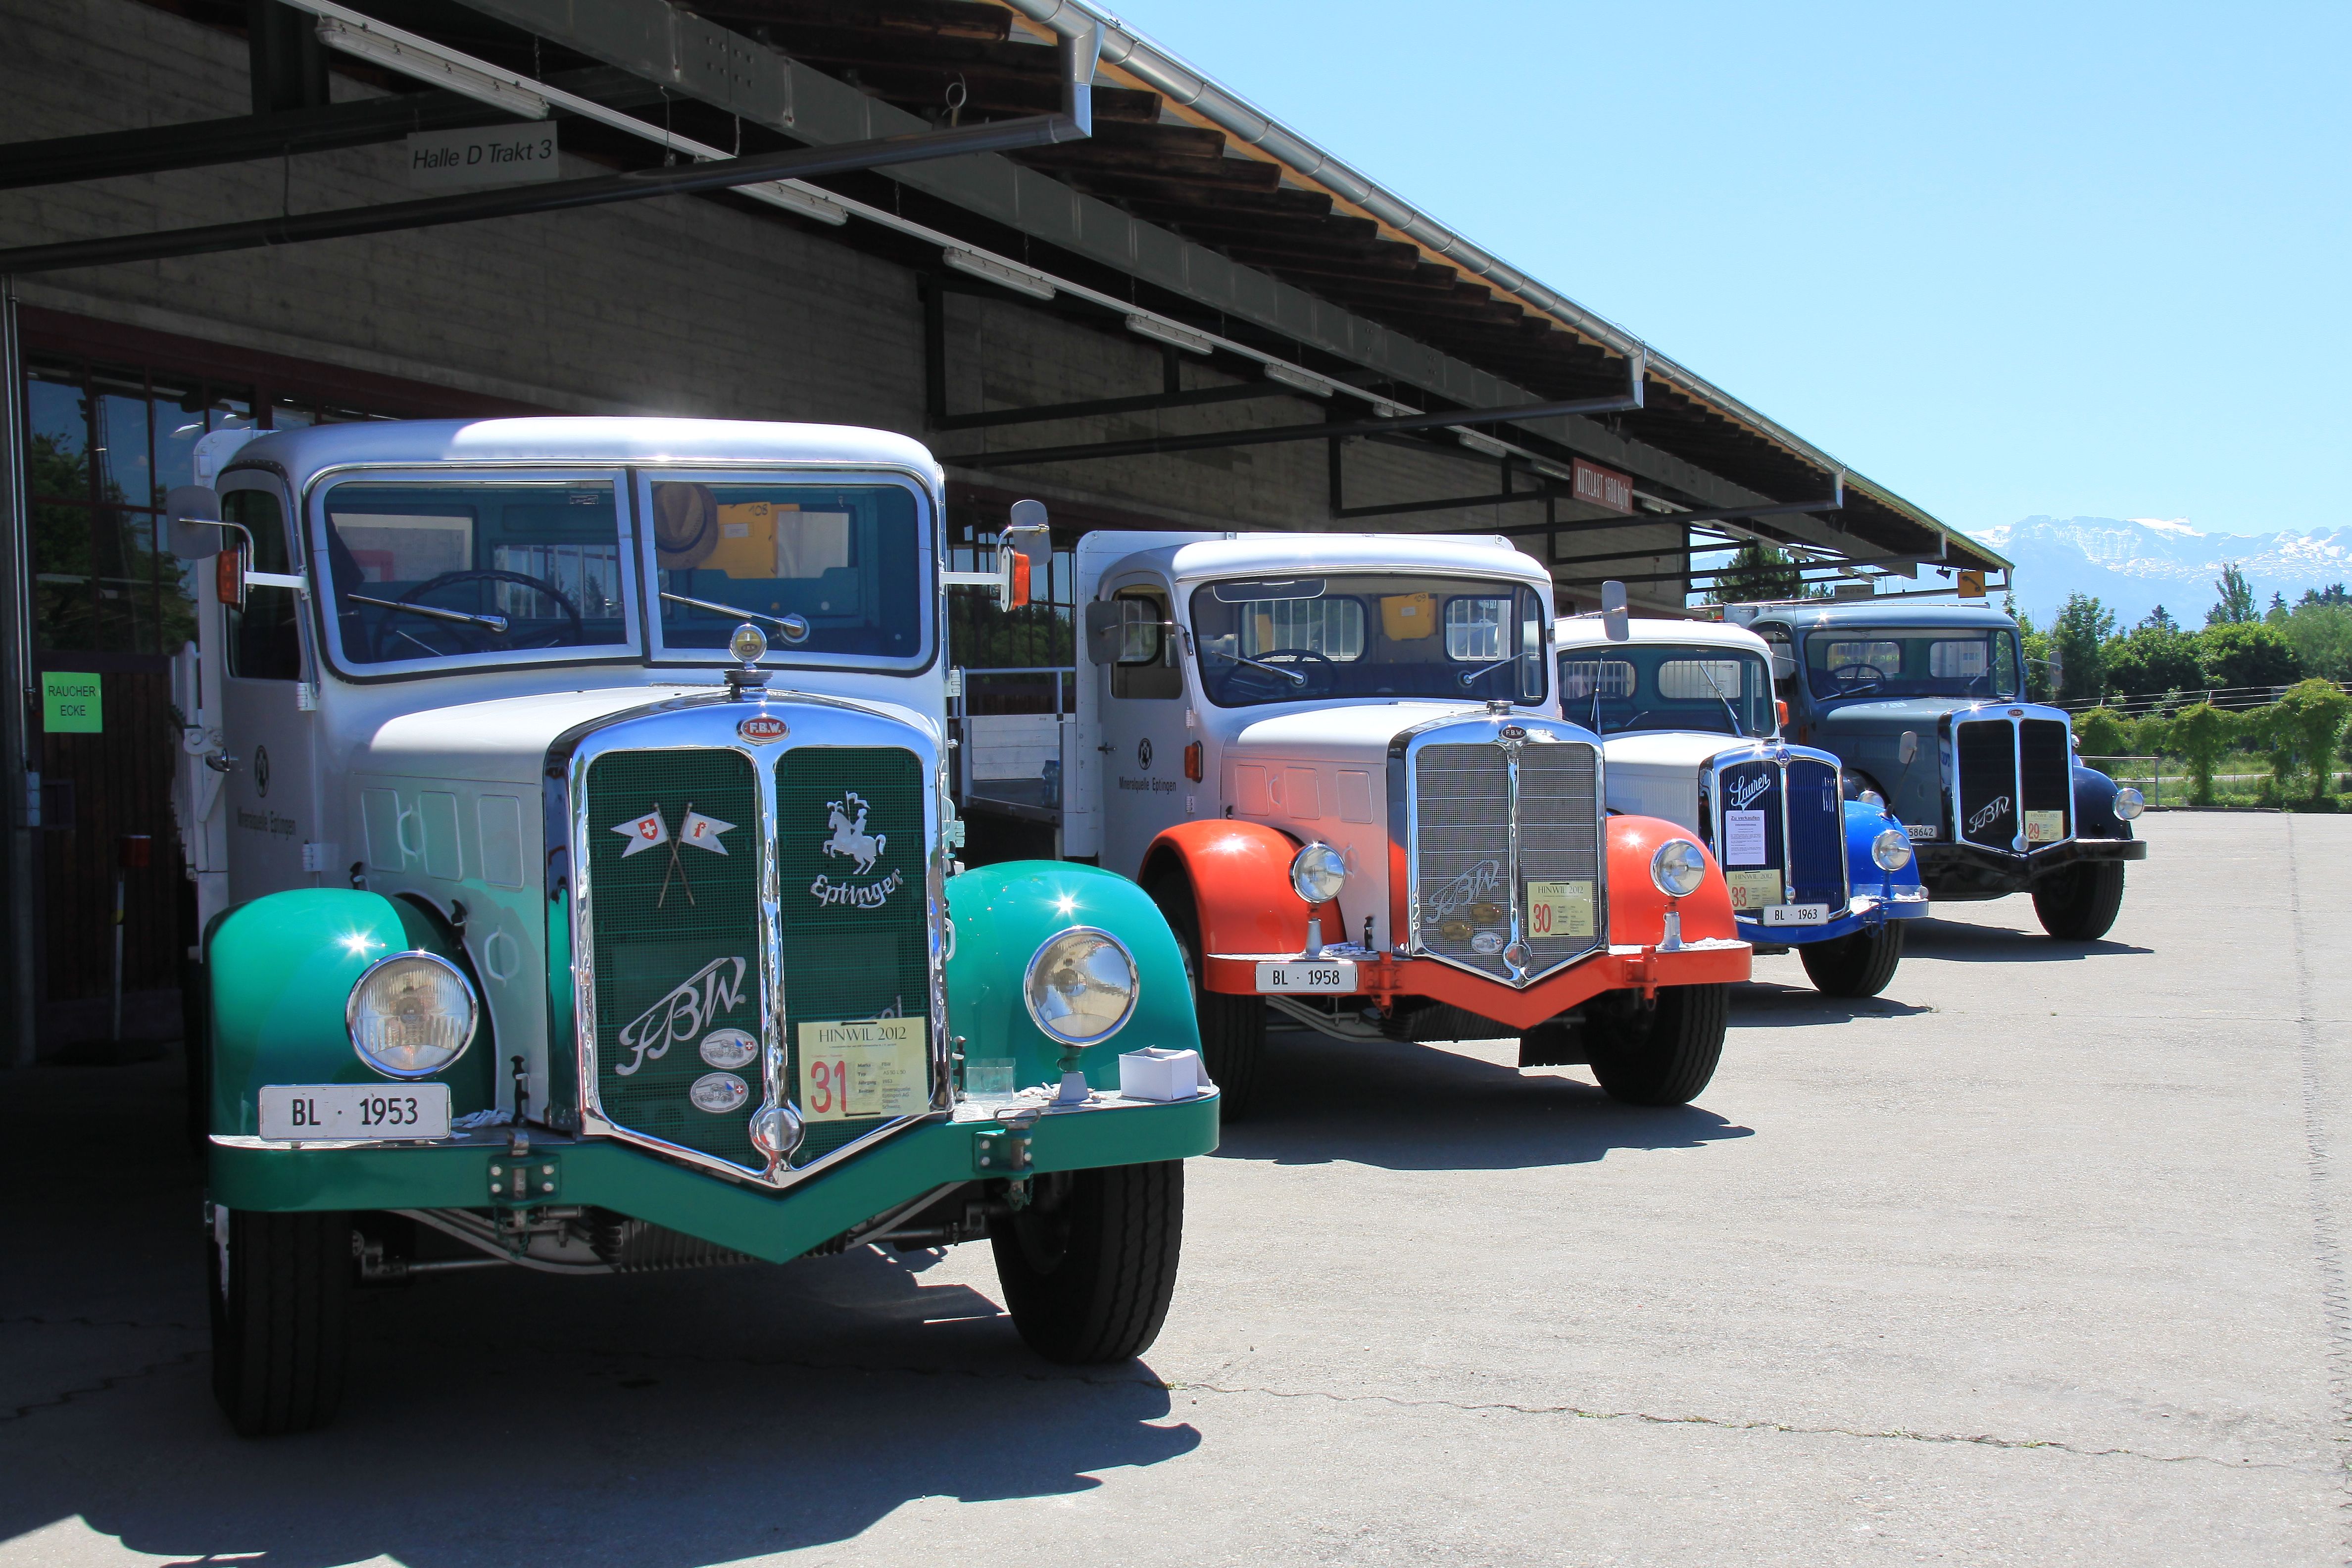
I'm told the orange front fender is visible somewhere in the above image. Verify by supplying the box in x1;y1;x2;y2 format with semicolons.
1139;819;1326;959
1605;814;1739;945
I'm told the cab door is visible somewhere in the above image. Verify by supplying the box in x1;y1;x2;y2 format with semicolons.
217;480;323;901
1097;579;1191;879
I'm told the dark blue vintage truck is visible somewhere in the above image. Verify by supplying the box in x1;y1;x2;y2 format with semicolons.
1728;600;2146;940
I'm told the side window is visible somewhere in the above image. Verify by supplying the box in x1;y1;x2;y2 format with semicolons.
223;488;301;681
1110;587;1182;699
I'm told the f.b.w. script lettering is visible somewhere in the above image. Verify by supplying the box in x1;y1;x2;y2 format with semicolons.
614;956;748;1078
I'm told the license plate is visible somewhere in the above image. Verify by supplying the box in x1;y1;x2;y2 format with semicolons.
1905;824;1939;840
1761;903;1831;927
258;1083;449;1141
1256;960;1357;993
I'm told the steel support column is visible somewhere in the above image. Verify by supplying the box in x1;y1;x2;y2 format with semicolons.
0;281;35;1066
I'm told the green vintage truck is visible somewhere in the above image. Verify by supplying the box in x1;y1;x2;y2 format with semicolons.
166;417;1214;1434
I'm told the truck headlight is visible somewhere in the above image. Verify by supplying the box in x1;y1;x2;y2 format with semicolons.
346;951;478;1078
2112;786;2145;821
1024;927;1139;1047
1871;827;1914;871
1650;838;1708;898
1290;841;1347;905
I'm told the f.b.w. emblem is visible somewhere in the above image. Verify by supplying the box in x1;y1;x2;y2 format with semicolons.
811;789;903;910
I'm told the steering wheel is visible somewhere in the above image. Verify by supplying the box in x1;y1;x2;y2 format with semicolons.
374;569;583;660
1832;662;1890;691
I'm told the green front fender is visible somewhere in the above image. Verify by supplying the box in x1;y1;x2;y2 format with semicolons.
207;889;496;1136
944;860;1200;1094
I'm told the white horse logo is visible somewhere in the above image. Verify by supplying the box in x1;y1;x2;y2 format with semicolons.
823;792;887;875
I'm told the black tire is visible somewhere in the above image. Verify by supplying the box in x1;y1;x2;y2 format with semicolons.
1798;921;1906;997
1587;983;1728;1107
990;1161;1184;1364
1145;873;1265;1116
209;1207;352;1437
182;955;210;1153
2033;861;2126;941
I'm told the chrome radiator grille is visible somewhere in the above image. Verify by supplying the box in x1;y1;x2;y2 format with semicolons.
1956;715;2074;851
1411;737;1603;984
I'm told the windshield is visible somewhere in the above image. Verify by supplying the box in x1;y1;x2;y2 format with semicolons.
320;476;635;669
643;478;926;665
1189;574;1548;708
1558;644;1774;737
1805;626;2021;700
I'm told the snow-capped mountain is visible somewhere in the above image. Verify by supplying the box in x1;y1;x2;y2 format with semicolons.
1980;516;2352;625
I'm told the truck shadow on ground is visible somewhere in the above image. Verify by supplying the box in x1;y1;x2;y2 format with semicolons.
1725;981;1935;1028
1902;917;2153;963
1219;1028;1752;1172
0;1066;1199;1566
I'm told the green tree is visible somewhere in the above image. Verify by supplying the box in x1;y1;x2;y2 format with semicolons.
2205;561;2258;627
2010;602;2056;702
2073;706;2131;762
2198;621;2302;689
2139;604;2179;632
2103;625;2203;696
2276;600;2352;683
2052;593;2114;701
1706;541;1825;605
2270;678;2352;803
2159;702;2238;806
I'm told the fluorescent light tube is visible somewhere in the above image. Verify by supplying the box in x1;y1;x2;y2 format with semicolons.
315;18;549;118
944;248;1058;301
1126;315;1214;355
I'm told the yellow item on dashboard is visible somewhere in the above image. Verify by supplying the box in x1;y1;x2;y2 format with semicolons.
1381;592;1436;641
702;502;786;580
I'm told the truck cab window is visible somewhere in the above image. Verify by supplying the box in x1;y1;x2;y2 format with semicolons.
223;488;300;681
1110;588;1182;699
320;478;634;670
1192;575;1547;707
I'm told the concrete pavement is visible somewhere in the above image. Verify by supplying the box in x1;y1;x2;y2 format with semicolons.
2;812;2345;1564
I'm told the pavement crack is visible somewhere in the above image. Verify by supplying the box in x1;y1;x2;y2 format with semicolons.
2284;817;2352;1554
1164;1380;2311;1470
0;1349;201;1424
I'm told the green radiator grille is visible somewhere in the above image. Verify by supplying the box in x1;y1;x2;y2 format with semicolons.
774;746;931;1165
586;749;764;1170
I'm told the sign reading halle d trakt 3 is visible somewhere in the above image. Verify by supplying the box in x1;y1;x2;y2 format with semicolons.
406;126;560;192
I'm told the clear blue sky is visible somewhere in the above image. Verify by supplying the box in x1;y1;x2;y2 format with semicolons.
1099;1;2349;542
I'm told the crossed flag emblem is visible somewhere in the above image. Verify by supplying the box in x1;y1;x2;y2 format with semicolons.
612;804;734;906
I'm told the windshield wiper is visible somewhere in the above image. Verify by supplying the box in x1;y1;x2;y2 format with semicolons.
1455;652;1528;690
1693;659;1750;735
1203;646;1307;686
346;591;508;635
658;591;810;643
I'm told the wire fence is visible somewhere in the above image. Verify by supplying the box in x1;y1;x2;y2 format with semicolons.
2058;680;2352;717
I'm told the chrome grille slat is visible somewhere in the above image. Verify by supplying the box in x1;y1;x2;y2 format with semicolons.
1409;733;1602;983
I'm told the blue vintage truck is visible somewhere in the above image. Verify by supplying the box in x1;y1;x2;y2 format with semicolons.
1727;600;2146;940
1556;611;1928;996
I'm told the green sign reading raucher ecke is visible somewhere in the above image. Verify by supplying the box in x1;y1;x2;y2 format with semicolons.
42;672;101;734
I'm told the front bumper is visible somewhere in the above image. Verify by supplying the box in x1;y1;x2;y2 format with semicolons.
208;1090;1218;1263
1734;886;1931;946
1205;940;1751;1033
1917;835;2148;900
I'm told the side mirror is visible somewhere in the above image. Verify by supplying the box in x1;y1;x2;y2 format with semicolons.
165;486;223;561
1081;600;1122;666
1769;650;1796;682
1899;730;1919;765
1600;579;1629;642
1002;498;1051;610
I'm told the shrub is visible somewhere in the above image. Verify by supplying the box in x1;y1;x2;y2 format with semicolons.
2199;622;2303;689
2073;706;2131;762
2163;703;2238;806
2271;678;2352;804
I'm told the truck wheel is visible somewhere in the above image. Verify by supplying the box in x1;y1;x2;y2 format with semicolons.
2033;861;2125;941
209;1207;352;1437
1587;983;1728;1106
991;1161;1184;1364
1145;874;1265;1115
1798;922;1905;997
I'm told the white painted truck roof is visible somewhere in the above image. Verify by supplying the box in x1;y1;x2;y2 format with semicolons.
1080;531;1550;598
1555;615;1771;656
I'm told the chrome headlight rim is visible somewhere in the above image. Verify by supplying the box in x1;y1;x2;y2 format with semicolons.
1289;841;1347;905
2111;785;2145;821
345;949;480;1080
1649;838;1708;899
1022;925;1141;1049
1870;826;1915;872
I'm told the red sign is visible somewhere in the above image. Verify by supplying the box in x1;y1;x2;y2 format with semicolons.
1570;458;1633;516
736;714;790;745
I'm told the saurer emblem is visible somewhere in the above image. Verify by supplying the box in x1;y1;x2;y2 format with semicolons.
1727;773;1773;810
